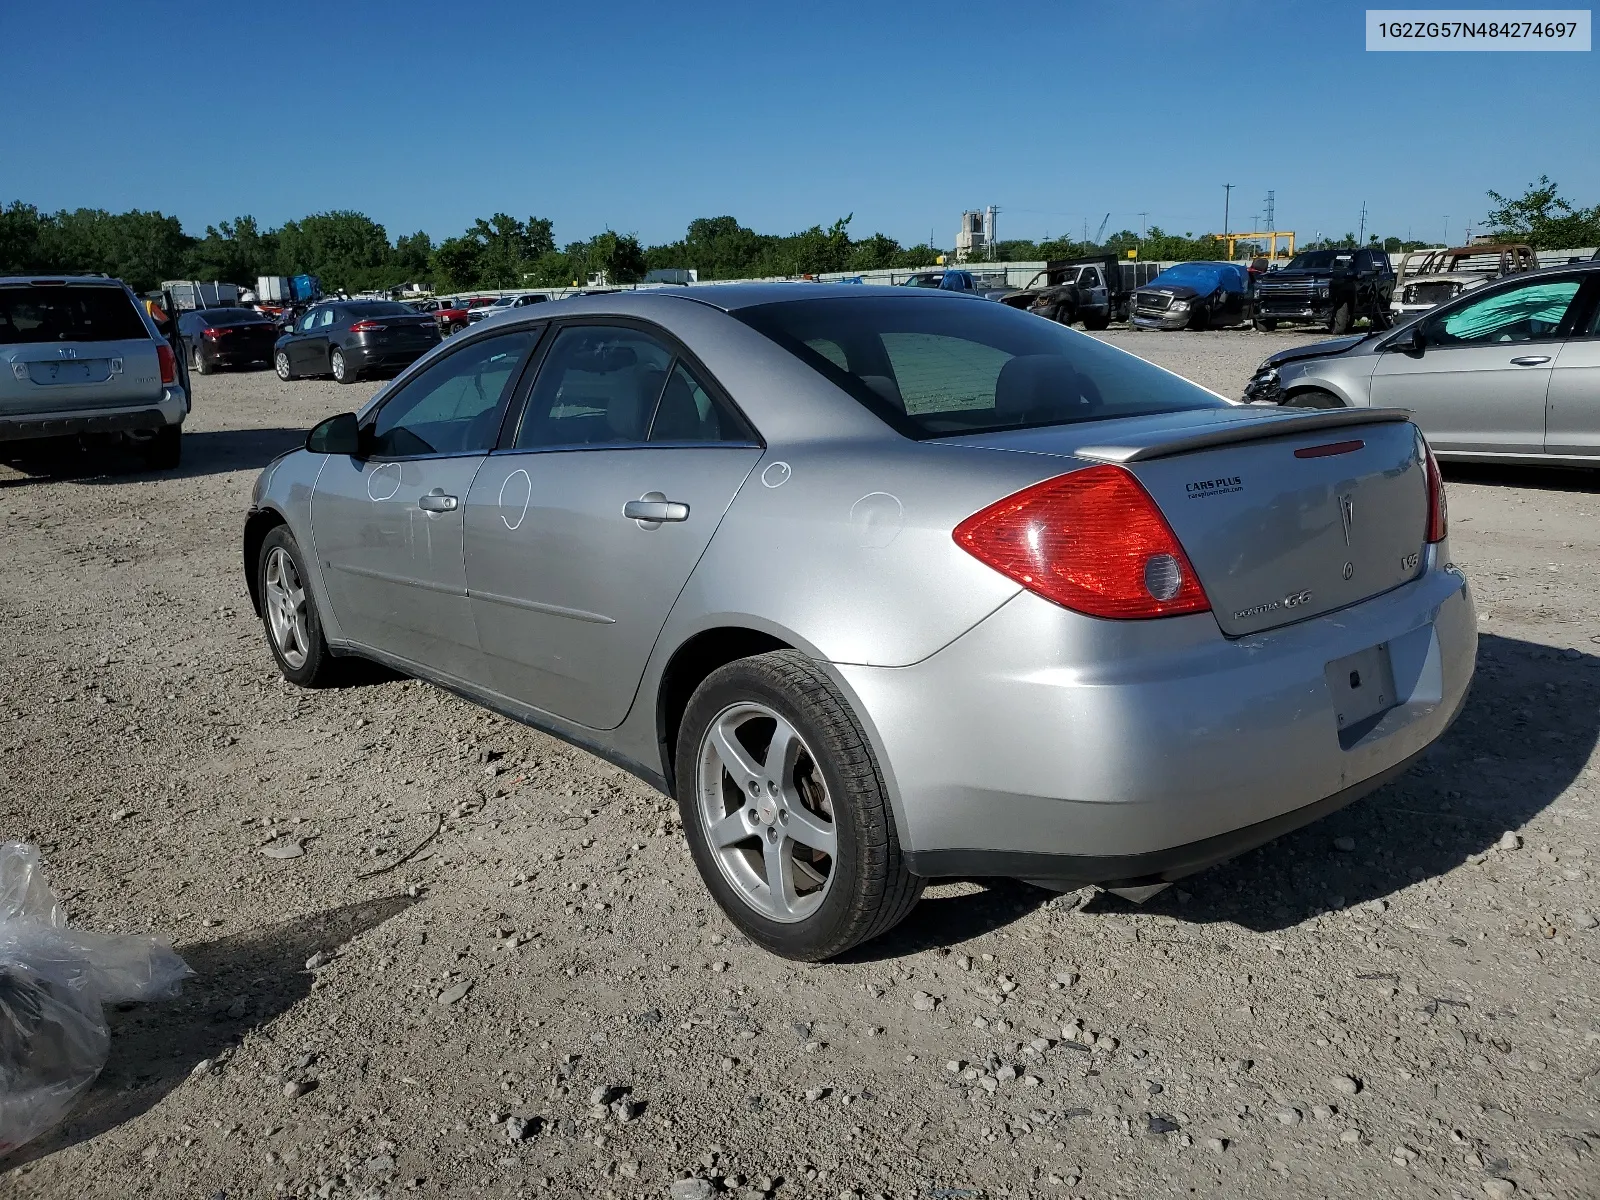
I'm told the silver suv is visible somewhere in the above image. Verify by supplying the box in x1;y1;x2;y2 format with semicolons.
0;276;189;468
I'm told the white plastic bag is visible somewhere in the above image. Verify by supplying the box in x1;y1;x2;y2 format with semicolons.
0;842;192;1154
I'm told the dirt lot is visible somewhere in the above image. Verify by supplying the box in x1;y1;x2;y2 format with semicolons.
1;329;1596;1200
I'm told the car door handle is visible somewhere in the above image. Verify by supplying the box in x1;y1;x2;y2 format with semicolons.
418;490;459;512
1509;355;1552;366
623;496;689;522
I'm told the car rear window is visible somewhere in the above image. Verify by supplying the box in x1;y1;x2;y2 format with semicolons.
346;301;415;317
732;295;1227;438
198;307;270;326
0;284;148;345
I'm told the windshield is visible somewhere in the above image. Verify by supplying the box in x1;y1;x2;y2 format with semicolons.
0;284;148;345
489;295;518;307
1286;250;1352;270
733;295;1227;439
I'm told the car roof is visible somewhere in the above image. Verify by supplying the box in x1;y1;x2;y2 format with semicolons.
0;275;126;288
647;281;984;311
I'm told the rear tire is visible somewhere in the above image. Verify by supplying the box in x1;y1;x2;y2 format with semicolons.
1330;302;1352;335
275;350;293;381
331;348;355;384
257;526;339;687
675;650;923;961
1253;316;1277;332
194;344;213;375
1080;312;1111;331
142;424;182;470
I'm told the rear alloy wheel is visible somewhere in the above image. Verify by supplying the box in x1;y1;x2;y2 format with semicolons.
194;343;213;375
331;348;355;384
275;350;293;381
676;650;923;961
258;527;338;687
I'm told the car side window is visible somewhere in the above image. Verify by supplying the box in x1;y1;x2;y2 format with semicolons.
319;309;336;328
647;361;752;443
1428;278;1582;347
368;329;537;458
300;311;318;332
512;326;675;449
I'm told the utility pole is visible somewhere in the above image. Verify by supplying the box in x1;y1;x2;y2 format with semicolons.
1357;201;1367;244
1223;183;1234;238
1136;211;1149;246
1442;215;1449;246
1264;190;1275;231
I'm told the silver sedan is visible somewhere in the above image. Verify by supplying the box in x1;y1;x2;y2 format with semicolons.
1243;260;1600;464
245;284;1475;960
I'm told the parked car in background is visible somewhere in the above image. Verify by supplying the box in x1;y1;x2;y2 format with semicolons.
467;293;550;324
410;297;473;335
245;283;1472;960
1391;243;1537;320
177;306;278;374
1254;248;1395;333
1131;261;1253;330
1242;261;1600;464
0;276;187;468
898;270;992;297
273;299;441;384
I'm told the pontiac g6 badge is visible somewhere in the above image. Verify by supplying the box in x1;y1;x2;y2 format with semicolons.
1233;589;1313;621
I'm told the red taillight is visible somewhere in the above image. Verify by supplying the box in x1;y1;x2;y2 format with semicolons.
156;342;176;385
1421;434;1448;543
350;320;387;333
953;465;1211;619
203;326;233;339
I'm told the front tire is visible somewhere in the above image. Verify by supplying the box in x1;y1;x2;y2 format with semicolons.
1286;388;1345;409
275;350;293;381
676;650;923;961
258;527;339;687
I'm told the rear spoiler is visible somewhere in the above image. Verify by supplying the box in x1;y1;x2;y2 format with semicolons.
1076;407;1412;464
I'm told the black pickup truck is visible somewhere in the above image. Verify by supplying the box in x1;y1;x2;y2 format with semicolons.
1253;248;1395;333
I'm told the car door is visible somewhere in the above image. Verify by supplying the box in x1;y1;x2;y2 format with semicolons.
464;322;763;729
287;308;322;372
1545;277;1600;455
309;328;541;681
1368;274;1584;454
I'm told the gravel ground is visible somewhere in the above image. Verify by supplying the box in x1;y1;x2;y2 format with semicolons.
1;329;1596;1200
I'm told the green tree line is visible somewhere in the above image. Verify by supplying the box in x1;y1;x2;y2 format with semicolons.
2;179;1592;295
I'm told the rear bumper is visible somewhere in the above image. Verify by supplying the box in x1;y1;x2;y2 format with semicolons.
837;550;1475;881
346;343;437;372
0;387;187;442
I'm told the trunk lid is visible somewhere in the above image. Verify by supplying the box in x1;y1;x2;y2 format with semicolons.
0;338;163;414
944;407;1429;636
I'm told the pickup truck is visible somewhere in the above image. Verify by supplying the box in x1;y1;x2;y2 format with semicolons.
1253;248;1395;333
1390;243;1536;320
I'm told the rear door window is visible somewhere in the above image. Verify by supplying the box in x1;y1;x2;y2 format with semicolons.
0;285;148;345
512;326;675;448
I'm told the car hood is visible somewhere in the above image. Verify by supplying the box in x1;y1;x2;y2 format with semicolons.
1399;272;1492;287
1139;283;1204;301
1257;334;1369;369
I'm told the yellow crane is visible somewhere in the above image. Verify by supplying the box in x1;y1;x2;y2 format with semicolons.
1209;231;1296;261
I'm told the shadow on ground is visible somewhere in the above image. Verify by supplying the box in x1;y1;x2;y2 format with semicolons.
0;894;412;1171
0;426;306;486
1442;461;1600;494
859;631;1593;955
1082;632;1596;931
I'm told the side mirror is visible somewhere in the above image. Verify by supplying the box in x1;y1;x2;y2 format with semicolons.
307;412;361;456
1386;324;1426;356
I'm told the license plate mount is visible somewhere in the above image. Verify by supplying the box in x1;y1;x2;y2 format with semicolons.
1326;643;1398;747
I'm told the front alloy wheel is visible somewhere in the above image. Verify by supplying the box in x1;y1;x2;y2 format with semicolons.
275;350;292;380
258;527;338;686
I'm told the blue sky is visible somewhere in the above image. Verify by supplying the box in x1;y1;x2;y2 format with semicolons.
5;1;1596;248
